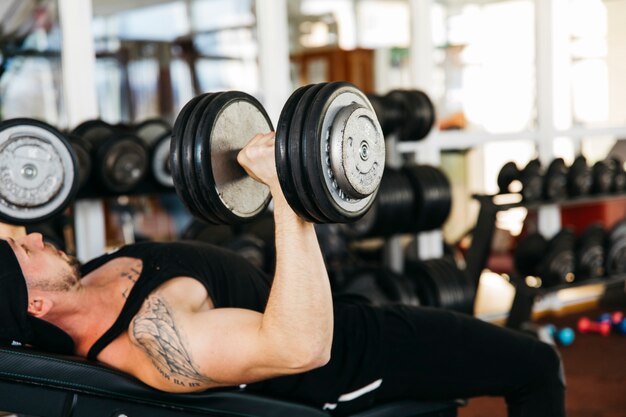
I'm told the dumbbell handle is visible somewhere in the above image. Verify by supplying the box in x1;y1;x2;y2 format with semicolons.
577;317;611;336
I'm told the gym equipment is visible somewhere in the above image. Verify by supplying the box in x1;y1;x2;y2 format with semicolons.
367;90;436;141
605;220;626;275
545;324;575;346
338;267;420;307
608;158;626;192
135;118;171;147
150;131;174;188
68;134;92;190
171;82;385;225
577;317;611;336
0;118;78;225
543;158;568;200
575;224;605;280
598;311;624;325
0;346;458;417
343;165;451;238
514;230;575;286
72;120;149;194
566;155;592;197
497;159;543;201
591;160;613;194
406;257;474;314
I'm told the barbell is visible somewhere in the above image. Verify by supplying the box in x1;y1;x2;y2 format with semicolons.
170;82;385;225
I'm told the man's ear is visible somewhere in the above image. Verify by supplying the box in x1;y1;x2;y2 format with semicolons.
27;296;53;318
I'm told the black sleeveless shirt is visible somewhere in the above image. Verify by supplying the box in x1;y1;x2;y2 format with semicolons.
83;241;385;412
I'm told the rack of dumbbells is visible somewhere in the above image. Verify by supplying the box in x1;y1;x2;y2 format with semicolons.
466;156;626;329
319;89;476;315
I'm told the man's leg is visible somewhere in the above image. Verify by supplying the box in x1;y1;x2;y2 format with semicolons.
375;305;565;417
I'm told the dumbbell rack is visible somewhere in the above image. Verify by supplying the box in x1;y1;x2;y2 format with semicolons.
465;193;626;328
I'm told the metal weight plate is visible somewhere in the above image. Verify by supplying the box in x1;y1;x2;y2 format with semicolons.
68;134;92;190
543;158;568;201
182;93;225;224
72;119;116;147
95;133;148;193
606;220;626;275
151;132;174;187
288;83;330;223
171;93;215;222
276;84;317;221
195;91;274;224
404;165;452;232
576;224;605;280
0;119;78;224
385;90;435;141
304;82;385;223
135;118;171;147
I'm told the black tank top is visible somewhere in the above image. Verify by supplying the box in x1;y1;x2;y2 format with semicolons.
84;241;384;412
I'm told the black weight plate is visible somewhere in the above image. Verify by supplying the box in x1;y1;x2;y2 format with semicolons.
72;119;116;149
68;133;92;190
543;158;568;200
171;93;213;222
610;158;626;192
0;118;79;225
289;83;329;223
514;233;548;277
521;159;543;201
95;133;149;193
195;91;273;224
406;90;436;140
276;85;312;220
151;131;174;187
304;82;382;223
182;93;225;224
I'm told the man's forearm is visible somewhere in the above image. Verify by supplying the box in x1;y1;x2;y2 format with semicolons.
260;186;333;367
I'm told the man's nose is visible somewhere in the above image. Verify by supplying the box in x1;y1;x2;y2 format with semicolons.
25;233;45;249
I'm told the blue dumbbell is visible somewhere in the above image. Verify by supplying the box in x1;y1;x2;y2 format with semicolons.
545;324;575;346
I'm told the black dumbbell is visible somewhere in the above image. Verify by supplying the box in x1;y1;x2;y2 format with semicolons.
497;159;543;201
567;155;592;197
606;220;626;276
368;89;436;141
133;119;174;188
543;158;568;201
591;160;613;194
72;120;149;194
608;158;626;193
575;224;605;280
68;133;92;191
514;230;576;287
338;267;420;307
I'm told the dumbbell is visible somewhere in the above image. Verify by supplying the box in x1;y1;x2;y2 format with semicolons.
497;159;543;201
134;119;174;188
341;165;452;238
608;158;626;192
514;229;576;286
68;133;92;191
367;90;436;141
0;118;79;224
543;158;568;201
598;311;624;328
338;267;420;307
567;155;593;197
605;219;626;276
577;317;611;336
591;159;614;194
575;224;605;280
170;82;385;225
72;120;149;194
544;324;575;346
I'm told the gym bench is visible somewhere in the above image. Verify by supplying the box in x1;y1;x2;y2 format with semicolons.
0;347;457;417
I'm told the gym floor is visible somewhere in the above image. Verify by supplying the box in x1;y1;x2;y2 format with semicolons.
458;304;626;417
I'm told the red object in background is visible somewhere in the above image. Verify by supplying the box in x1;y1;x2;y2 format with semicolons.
561;198;626;234
578;317;612;336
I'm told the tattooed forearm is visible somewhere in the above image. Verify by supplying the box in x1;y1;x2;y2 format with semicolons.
131;295;213;388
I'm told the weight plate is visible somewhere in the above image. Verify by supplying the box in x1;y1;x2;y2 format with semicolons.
497;162;519;194
0;119;78;224
289;83;330;223
610;158;626;192
196;91;273;223
591;160;612;194
95;134;148;193
71;119;115;147
514;233;548;277
275;85;312;220
151;132;174;187
329;103;385;199
68;134;92;190
135;118;171;147
567;156;592;197
172;93;217;222
606;220;626;275
304;82;384;222
182;93;224;224
576;224;605;280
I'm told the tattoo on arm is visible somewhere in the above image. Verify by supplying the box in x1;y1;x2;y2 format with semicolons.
131;295;213;388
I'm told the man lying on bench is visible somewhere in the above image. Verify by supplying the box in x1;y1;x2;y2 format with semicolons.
0;133;565;416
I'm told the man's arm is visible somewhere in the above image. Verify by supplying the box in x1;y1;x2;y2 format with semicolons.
126;133;333;392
